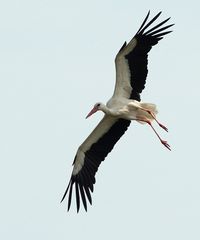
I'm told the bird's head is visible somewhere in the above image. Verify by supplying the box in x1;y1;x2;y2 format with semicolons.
86;102;103;119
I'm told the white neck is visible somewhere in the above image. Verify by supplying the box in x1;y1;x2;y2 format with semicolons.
100;104;119;116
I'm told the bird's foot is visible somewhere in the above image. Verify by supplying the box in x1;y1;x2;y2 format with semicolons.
161;140;171;151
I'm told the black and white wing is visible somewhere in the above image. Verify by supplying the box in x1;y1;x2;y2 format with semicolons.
61;116;130;212
61;11;174;212
113;11;174;101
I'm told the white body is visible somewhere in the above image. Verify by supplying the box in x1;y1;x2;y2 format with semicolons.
106;98;158;122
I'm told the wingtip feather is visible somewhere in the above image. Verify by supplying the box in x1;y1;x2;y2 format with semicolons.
67;181;73;211
75;182;80;213
60;178;72;203
136;10;151;34
138;11;162;35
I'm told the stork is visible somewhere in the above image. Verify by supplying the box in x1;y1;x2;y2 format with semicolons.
61;11;174;212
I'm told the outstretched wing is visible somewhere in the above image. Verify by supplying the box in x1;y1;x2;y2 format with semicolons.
113;11;174;101
61;116;130;212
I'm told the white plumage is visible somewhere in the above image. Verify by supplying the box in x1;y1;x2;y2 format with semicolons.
61;11;174;212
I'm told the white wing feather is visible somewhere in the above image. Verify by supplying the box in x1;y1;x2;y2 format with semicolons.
113;38;138;98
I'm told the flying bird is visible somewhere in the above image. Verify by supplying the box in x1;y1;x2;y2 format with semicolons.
61;11;174;212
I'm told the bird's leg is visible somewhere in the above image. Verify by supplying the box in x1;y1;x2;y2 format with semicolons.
136;118;171;151
140;108;168;132
147;120;171;151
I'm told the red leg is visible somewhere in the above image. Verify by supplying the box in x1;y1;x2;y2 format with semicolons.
140;108;168;132
146;120;171;151
135;118;171;151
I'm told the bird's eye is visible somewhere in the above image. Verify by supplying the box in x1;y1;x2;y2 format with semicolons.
97;103;100;107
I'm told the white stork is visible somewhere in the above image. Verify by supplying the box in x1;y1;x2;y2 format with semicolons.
61;11;174;212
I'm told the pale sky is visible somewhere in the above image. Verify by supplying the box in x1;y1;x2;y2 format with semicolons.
1;0;200;239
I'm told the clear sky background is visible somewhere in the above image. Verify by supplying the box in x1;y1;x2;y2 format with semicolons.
0;0;199;239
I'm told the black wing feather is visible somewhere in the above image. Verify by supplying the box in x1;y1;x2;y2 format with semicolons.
136;10;150;34
67;180;73;211
84;185;92;205
138;11;162;34
144;19;171;35
79;184;87;211
61;119;130;212
126;12;173;101
75;181;80;212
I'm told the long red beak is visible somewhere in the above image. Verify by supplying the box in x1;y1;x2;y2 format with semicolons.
86;107;98;119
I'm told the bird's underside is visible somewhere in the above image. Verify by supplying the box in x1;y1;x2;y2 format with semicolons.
61;11;174;212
